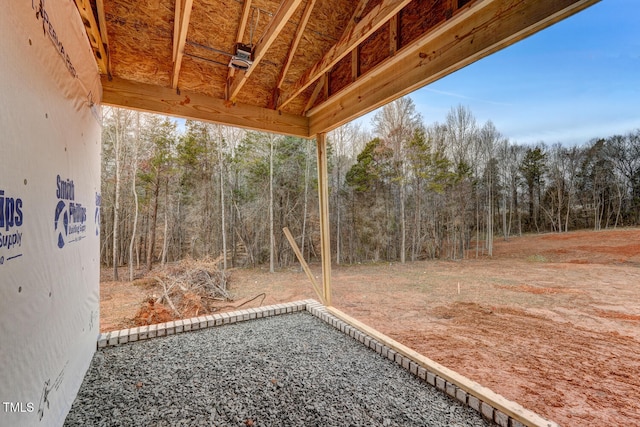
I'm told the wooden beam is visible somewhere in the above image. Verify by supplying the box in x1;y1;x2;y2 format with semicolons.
302;77;324;114
283;227;325;305
172;0;182;62
326;307;560;427
389;14;399;57
272;0;318;108
228;0;304;100
236;0;253;44
101;76;309;137
171;0;194;89
316;132;332;306
308;0;599;136
226;0;253;94
95;0;111;76
351;47;360;82
342;0;371;43
278;0;412;110
74;0;108;74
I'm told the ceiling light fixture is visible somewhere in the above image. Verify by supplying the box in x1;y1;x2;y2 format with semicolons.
229;43;253;71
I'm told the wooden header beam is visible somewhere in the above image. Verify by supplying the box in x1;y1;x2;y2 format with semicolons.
308;0;599;136
102;76;309;138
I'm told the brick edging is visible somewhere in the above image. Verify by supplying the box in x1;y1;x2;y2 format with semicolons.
304;300;550;427
97;298;549;427
97;300;308;348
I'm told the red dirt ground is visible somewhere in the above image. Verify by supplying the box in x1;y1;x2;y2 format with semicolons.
101;228;640;426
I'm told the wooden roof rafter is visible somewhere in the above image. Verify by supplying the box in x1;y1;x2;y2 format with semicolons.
270;0;318;109
171;0;194;89
227;0;305;101
277;0;413;110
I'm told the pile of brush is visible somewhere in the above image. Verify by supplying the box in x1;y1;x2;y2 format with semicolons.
145;255;232;320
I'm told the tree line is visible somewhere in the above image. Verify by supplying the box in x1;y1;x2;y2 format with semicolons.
100;100;640;277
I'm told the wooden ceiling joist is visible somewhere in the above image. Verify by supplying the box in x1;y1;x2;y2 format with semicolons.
102;76;309;137
228;0;305;101
277;0;413;110
307;0;599;136
171;0;194;89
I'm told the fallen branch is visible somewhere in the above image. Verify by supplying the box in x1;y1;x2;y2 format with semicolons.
154;276;181;317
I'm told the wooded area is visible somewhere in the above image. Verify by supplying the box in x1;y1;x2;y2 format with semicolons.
100;100;640;277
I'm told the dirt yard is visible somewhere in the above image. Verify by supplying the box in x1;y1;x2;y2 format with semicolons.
100;229;640;426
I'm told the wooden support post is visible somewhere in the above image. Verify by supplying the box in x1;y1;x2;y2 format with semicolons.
316;132;332;306
283;227;325;304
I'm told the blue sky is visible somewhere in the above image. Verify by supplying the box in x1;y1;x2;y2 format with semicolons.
362;0;640;146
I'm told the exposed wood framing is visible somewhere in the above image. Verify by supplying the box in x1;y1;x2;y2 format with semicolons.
389;14;399;56
228;0;304;100
316;133;332;306
308;0;599;136
302;76;325;114
283;227;325;304
74;0;108;74
342;0;371;43
95;0;111;76
102;76;309;137
271;0;318;109
278;0;412;110
323;72;329;100
226;0;253;91
171;0;194;89
236;0;253;44
351;47;360;82
326;307;560;427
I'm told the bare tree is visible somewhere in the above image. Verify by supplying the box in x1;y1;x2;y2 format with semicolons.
129;112;140;280
269;133;276;273
373;97;422;263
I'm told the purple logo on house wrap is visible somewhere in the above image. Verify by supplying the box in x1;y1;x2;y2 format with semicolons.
0;189;24;265
54;175;86;249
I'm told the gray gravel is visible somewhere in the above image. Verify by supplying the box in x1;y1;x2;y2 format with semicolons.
65;312;494;427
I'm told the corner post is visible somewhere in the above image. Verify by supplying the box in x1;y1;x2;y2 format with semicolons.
316;132;332;306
